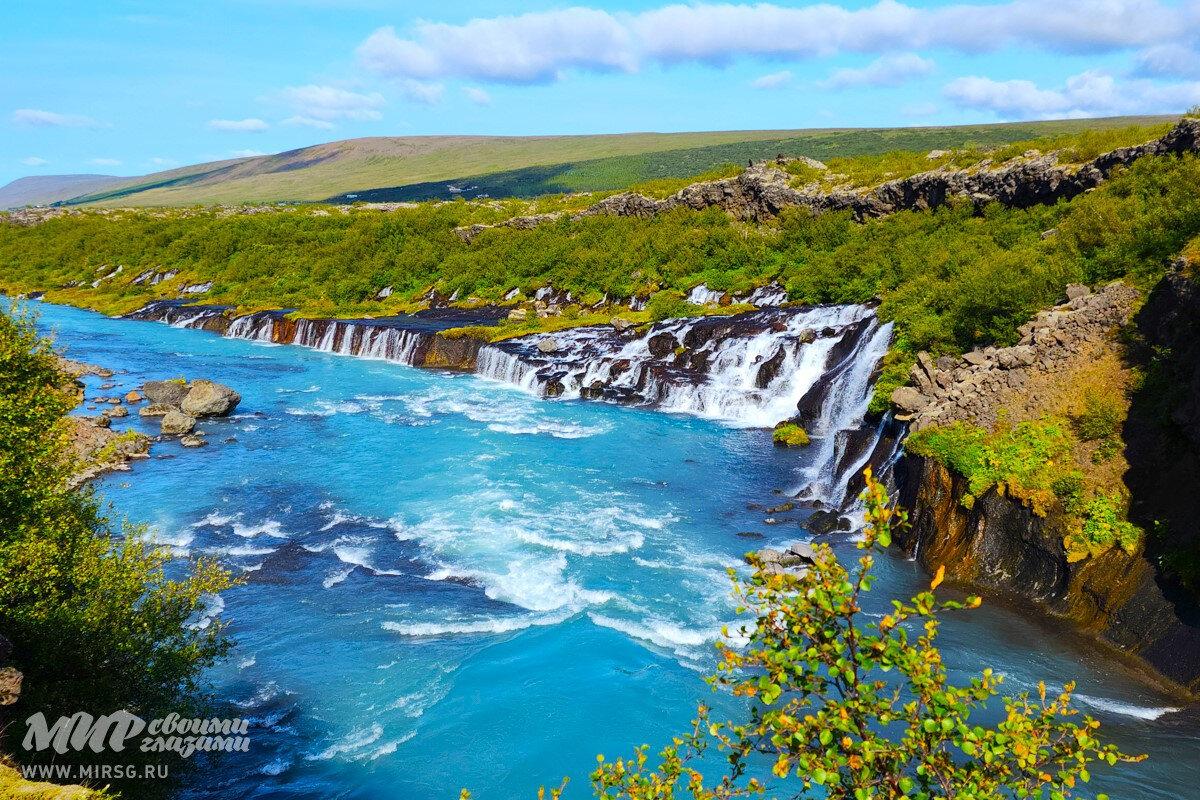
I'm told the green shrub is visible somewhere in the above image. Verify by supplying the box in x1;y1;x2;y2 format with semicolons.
1071;494;1141;559
772;423;810;447
1073;388;1125;442
908;418;1073;515
0;307;234;722
645;290;700;322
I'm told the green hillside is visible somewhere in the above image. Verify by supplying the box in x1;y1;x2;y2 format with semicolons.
62;115;1175;208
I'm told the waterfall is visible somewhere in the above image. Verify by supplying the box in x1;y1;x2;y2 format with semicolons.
686;284;725;306
476;305;889;429
127;298;896;505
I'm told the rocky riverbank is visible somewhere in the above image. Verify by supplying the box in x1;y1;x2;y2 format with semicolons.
890;272;1200;697
62;354;243;480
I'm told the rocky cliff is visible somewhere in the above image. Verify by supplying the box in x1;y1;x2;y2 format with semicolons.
898;454;1200;695
890;282;1138;431
890;269;1200;696
456;118;1200;242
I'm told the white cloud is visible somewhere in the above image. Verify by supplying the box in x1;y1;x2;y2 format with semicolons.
356;2;1200;85
281;84;385;123
148;157;178;167
818;53;934;89
13;109;99;128
1135;43;1200;79
944;69;1200;118
89;158;122;166
19;156;49;166
464;87;492;105
283;115;336;129
231;149;266;158
358;9;636;84
751;70;792;89
207;118;269;132
399;79;445;105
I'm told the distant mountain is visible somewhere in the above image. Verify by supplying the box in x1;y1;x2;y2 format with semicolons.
0;174;128;209
10;115;1178;209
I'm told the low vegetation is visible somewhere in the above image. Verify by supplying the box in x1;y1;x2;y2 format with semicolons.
907;418;1142;560
771;423;810;447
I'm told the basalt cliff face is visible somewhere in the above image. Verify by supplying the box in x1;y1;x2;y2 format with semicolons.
897;454;1200;695
892;269;1200;696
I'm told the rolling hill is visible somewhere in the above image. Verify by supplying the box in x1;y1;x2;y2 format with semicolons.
2;115;1177;209
0;174;128;208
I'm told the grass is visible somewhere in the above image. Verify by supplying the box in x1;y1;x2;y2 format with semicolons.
50;116;1176;208
0;759;110;799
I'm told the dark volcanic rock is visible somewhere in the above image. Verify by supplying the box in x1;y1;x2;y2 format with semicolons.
898;453;1200;695
647;332;678;358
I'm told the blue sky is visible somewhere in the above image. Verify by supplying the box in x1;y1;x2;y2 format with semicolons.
5;0;1200;185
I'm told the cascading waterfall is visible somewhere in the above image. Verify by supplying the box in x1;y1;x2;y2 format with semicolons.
476;305;886;428
129;299;896;503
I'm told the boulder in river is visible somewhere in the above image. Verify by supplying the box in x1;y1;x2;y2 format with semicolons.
124;390;142;404
140;404;174;417
102;405;129;418
804;510;851;535
181;380;241;416
161;410;196;435
180;435;207;448
537;338;560;354
143;380;189;407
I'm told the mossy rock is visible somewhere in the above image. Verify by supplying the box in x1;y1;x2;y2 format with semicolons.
772;423;811;448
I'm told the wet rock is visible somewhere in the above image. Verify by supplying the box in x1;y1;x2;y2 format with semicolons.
737;531;764;539
786;541;817;563
750;547;810;568
181;379;241;416
647;332;678;358
537;338;560;354
140;404;174;417
143;380;189;407
804;510;844;535
161;410;196;435
180;435;207;448
755;345;786;388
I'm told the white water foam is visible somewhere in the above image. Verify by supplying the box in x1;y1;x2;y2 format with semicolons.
1076;694;1180;721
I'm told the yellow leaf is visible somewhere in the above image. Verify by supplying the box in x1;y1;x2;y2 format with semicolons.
931;565;946;591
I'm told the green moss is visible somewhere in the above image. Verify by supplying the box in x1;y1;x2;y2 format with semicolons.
910;419;1143;558
772;423;811;448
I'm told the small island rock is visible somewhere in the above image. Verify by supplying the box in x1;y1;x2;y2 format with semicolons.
161;410;197;435
181;380;241;416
